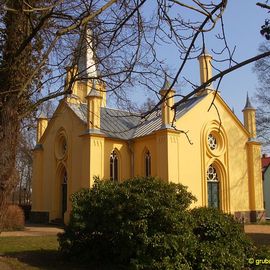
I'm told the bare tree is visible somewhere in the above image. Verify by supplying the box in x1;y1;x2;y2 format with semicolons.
15;128;34;206
253;42;270;149
257;0;270;40
12;100;55;206
1;0;270;229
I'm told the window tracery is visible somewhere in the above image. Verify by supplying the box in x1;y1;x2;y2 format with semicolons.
145;150;151;177
208;134;217;151
207;164;220;208
110;150;118;181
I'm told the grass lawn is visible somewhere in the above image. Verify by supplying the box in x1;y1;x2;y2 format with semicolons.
0;236;88;270
1;230;270;270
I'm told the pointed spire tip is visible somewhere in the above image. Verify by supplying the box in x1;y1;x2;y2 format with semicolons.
244;92;254;109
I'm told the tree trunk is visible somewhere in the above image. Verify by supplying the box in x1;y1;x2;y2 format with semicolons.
0;102;20;230
0;0;32;230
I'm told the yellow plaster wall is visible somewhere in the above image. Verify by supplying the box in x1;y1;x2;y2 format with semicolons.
77;82;87;103
32;91;264;223
247;142;264;211
103;139;131;181
89;135;105;184
31;148;44;211
33;101;87;222
174;92;254;214
133;135;157;177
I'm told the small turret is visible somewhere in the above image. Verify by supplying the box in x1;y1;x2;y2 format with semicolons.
85;81;103;131
242;92;256;139
159;75;175;127
197;48;213;95
36;113;48;143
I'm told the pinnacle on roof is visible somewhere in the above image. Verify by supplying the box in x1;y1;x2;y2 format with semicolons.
201;47;209;55
161;73;171;90
244;92;255;110
38;111;47;119
199;47;212;57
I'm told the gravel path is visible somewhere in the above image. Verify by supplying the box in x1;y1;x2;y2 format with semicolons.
0;261;12;270
0;224;269;237
245;224;270;234
245;224;270;246
0;224;63;237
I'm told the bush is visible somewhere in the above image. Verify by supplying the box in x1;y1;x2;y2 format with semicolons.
59;177;196;269
59;177;257;269
2;204;25;231
189;207;254;270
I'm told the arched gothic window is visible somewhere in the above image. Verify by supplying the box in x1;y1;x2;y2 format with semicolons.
207;164;220;208
145;150;151;177
110;150;118;181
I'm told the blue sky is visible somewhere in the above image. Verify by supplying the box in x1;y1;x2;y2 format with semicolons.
212;0;266;121
165;0;267;121
52;1;267;123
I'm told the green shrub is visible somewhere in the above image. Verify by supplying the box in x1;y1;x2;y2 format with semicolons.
59;177;196;269
190;207;254;270
59;177;257;270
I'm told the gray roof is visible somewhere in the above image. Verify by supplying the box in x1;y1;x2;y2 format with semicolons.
67;94;206;140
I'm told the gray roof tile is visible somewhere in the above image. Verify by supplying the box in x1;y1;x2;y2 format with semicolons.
67;94;206;140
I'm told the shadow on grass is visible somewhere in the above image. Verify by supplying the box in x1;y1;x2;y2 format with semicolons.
4;250;121;270
246;233;270;246
5;250;88;270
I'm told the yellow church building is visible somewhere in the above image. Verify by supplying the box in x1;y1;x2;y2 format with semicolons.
30;33;264;224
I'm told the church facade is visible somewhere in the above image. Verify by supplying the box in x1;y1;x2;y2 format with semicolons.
30;39;264;224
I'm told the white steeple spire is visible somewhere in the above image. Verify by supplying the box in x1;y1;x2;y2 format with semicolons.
76;27;97;80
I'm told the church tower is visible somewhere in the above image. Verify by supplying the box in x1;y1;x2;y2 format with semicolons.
197;49;213;95
65;28;106;106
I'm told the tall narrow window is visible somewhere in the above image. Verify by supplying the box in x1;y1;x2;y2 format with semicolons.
110;150;118;181
207;164;220;208
145;150;151;177
62;170;68;218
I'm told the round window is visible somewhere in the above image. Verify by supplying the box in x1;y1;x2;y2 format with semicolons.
206;129;225;157
208;134;217;151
